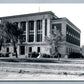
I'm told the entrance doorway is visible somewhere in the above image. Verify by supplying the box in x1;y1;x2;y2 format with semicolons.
20;46;25;55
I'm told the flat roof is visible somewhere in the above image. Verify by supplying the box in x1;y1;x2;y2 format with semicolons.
0;11;57;19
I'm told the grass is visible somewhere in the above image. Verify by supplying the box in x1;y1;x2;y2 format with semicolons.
0;59;84;80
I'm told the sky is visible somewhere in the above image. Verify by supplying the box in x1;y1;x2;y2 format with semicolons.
0;82;84;84
0;3;84;46
1;82;84;84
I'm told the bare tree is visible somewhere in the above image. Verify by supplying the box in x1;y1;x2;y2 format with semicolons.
0;22;23;58
45;26;65;60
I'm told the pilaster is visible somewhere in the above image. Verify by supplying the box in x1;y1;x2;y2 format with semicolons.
34;20;37;42
26;21;28;42
47;18;51;37
42;19;45;42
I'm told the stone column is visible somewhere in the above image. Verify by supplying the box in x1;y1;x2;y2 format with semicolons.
26;21;28;42
62;21;66;36
18;22;20;29
25;46;28;58
17;22;21;58
47;18;51;37
18;22;20;43
62;21;66;57
42;19;45;42
34;20;37;42
17;45;20;58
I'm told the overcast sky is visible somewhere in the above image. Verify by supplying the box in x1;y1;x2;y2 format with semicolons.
1;82;84;84
0;3;84;46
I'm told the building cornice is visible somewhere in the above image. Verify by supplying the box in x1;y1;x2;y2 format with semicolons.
0;11;58;19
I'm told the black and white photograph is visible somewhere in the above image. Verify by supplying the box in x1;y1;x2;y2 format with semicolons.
0;3;84;81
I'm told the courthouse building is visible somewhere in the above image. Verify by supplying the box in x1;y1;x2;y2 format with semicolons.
0;11;81;58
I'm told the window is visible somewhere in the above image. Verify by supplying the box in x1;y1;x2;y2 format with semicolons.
66;24;80;46
37;20;42;30
21;22;26;31
45;19;47;36
66;47;68;54
52;23;61;32
37;47;40;52
20;22;26;42
69;48;71;53
20;46;25;55
6;47;9;57
20;35;26;42
29;47;32;52
29;21;34;30
29;34;34;42
36;20;42;42
14;22;18;28
29;21;34;42
0;46;1;51
22;35;26;42
37;34;42;42
7;48;9;52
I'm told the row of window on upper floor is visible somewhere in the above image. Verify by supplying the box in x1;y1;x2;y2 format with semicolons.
66;24;80;39
14;19;47;31
6;19;47;43
66;34;80;46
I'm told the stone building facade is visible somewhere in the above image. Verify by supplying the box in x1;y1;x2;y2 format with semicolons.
0;11;81;58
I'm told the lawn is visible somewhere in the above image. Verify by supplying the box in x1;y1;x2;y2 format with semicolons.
0;58;84;80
